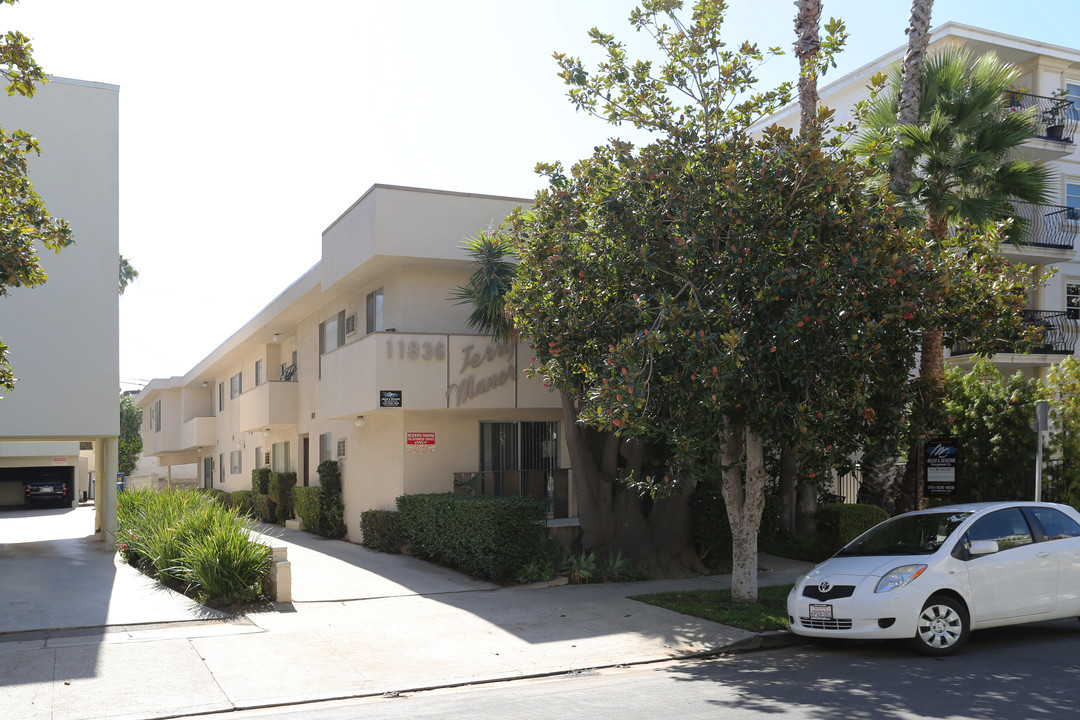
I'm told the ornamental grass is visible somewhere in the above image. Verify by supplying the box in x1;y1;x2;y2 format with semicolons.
117;488;273;604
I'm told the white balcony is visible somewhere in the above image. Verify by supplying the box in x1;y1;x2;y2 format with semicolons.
233;381;299;433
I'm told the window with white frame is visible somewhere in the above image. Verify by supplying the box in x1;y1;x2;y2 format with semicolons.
366;288;384;334
152;399;161;433
254;445;263;468
319;311;346;355
272;441;290;473
230;450;242;474
337;438;347;459
1066;182;1080;220
219;452;226;483
1067;279;1080;320
255;359;265;386
319;432;332;463
219;382;224;412
230;372;242;399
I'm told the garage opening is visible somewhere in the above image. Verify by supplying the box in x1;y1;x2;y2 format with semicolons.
0;466;75;507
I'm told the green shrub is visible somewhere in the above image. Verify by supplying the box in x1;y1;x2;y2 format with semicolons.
252;467;272;495
293;486;321;531
396;493;545;582
205;488;229;506
251;493;277;524
116;488;272;604
816;503;889;553
360;509;405;553
268;471;297;518
231;490;254;516
304;460;345;538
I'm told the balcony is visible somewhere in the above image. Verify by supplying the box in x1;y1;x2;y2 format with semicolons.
180;416;217;451
1004;90;1078;162
1002;202;1078;264
453;469;571;519
949;309;1077;370
233;380;298;433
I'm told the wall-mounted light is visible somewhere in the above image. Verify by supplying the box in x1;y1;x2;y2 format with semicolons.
273;333;281;343
354;416;366;428
197;446;202;453
202;381;209;388
264;429;271;438
237;441;245;449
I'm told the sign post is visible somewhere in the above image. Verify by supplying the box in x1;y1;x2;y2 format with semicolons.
924;437;959;500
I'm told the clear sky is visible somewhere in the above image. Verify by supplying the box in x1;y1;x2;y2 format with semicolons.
5;0;1080;389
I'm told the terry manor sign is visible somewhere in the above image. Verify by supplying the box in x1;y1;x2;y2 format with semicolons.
924;437;959;498
380;390;402;408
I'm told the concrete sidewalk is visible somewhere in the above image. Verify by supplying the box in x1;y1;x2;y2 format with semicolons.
0;518;811;720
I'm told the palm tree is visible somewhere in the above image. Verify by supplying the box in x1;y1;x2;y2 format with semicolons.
794;0;821;135
890;0;935;196
856;47;1051;509
449;231;516;344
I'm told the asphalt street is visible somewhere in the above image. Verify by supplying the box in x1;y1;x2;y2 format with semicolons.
195;617;1080;720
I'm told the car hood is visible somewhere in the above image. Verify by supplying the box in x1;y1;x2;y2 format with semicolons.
804;554;931;581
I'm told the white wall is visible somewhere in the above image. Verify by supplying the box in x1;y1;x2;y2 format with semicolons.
0;77;119;438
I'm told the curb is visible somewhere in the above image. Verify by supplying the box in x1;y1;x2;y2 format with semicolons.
720;630;808;654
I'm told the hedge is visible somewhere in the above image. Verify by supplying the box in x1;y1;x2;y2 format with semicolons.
252;467;271;495
251;493;277;524
360;509;405;554
690;489;781;562
396;493;545;581
816;503;889;553
268;471;297;518
294;486;321;532
230;490;254;516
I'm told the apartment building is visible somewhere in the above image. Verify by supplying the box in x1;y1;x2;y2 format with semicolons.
0;76;120;538
765;22;1080;378
137;185;569;539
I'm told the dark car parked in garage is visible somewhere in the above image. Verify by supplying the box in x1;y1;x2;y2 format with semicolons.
24;477;71;507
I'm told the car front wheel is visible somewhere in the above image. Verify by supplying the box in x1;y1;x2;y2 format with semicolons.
911;595;969;656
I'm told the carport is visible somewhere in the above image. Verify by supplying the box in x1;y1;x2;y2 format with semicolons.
0;465;75;507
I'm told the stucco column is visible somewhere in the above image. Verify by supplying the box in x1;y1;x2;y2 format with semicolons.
100;436;118;545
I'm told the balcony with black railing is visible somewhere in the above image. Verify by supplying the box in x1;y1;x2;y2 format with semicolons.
280;362;297;381
1009;202;1079;251
1004;90;1078;144
950;309;1078;357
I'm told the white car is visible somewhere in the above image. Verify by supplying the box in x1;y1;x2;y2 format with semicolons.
787;501;1080;655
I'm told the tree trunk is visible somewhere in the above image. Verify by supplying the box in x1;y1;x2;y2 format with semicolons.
794;0;822;135
778;446;798;537
560;390;705;577
889;0;934;196
722;423;766;603
857;456;901;513
796;478;817;536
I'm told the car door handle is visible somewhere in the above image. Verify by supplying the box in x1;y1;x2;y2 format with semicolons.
1037;551;1053;558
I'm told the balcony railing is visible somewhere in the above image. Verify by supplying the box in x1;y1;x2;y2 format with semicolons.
280;362;297;381
1009;202;1078;251
950;309;1078;356
453;469;570;519
1004;90;1077;143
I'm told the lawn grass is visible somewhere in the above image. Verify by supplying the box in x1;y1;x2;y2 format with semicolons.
630;583;793;632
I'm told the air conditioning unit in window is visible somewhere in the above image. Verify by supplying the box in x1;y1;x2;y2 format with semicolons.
345;314;357;335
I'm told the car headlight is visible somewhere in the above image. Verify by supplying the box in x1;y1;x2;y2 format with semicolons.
875;564;927;593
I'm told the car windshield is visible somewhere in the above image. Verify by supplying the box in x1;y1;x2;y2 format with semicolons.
836;511;973;556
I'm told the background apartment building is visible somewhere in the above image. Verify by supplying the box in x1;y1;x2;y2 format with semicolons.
0;76;120;538
765;22;1080;379
137;185;569;539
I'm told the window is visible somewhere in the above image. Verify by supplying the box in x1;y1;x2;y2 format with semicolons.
204;456;214;489
255;359;265;386
366;288;384;334
1029;506;1080;541
345;313;357;335
230;372;242;399
319;432;332;463
965;508;1033;552
272;441;290;473
219;453;226;484
1067;279;1080;320
1067;82;1080;120
1067;183;1080;221
219;383;224;412
337;438;347;459
230;450;242;474
152;399;161;433
320;310;346;355
254;445;263;468
479;421;559;472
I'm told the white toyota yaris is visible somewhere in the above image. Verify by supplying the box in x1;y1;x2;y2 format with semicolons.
787;501;1080;655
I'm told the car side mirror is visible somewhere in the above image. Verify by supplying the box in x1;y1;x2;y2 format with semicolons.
969;540;999;556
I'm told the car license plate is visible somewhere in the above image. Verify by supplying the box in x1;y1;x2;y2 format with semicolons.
809;604;833;620
39;487;54;493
